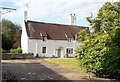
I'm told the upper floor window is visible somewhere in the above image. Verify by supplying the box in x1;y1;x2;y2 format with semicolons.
40;32;47;41
42;36;47;41
68;38;74;42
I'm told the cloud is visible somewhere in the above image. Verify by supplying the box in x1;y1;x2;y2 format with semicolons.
1;0;117;26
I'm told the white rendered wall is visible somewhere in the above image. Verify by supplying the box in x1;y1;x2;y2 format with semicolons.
21;23;29;53
28;39;82;58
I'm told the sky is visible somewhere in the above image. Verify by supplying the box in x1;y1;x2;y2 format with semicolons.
0;0;119;27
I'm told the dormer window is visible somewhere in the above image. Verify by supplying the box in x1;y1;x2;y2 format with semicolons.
74;34;77;41
68;38;73;42
42;36;47;41
65;34;74;42
40;32;47;41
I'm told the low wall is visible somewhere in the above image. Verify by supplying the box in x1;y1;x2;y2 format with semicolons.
2;53;34;60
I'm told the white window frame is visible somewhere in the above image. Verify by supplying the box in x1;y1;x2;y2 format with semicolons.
42;47;47;54
66;48;73;54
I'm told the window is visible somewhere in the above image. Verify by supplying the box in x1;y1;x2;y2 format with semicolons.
66;48;73;54
68;38;74;42
42;47;46;53
42;36;47;41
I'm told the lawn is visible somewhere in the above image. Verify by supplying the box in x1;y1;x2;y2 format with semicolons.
44;58;86;72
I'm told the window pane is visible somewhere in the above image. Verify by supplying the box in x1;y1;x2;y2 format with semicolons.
68;38;71;42
66;48;68;53
42;47;46;53
70;48;73;54
68;49;71;54
66;48;73;54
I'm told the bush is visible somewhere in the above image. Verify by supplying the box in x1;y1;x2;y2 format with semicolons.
75;2;120;80
2;53;34;60
2;49;10;53
10;49;16;53
10;47;22;53
17;47;22;53
2;49;6;53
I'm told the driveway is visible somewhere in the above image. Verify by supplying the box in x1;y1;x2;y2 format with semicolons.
1;58;110;81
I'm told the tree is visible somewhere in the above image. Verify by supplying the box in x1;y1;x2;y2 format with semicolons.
76;2;120;80
1;19;21;50
2;33;13;50
87;2;120;33
13;29;21;48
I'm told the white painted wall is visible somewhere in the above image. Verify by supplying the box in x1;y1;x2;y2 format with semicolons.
21;22;29;53
28;39;82;58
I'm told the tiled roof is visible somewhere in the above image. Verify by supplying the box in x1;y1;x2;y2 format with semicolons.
25;20;88;40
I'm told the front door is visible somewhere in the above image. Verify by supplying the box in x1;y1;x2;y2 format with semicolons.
56;49;61;58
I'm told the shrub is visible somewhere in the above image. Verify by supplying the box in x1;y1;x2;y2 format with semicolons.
10;49;16;53
76;2;120;80
10;47;22;53
17;47;22;53
2;49;6;53
2;49;10;53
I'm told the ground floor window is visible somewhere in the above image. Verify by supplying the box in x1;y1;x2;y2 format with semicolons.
66;48;73;54
42;47;46;53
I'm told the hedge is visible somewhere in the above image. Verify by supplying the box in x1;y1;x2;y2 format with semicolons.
2;53;34;60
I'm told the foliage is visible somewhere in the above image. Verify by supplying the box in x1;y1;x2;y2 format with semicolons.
13;29;21;48
10;47;22;53
2;33;13;50
65;53;68;57
1;19;21;50
2;49;6;53
87;2;120;33
76;2;120;80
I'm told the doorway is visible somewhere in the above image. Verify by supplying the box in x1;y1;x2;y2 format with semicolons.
56;49;61;58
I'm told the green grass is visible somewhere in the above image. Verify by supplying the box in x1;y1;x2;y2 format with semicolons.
45;58;86;72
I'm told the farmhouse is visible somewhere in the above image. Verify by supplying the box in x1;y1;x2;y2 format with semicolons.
21;14;88;58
